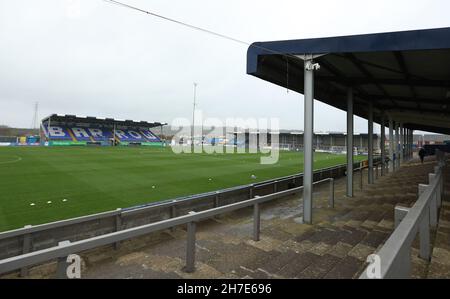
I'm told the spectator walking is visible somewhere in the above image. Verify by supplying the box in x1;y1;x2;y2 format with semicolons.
418;148;426;164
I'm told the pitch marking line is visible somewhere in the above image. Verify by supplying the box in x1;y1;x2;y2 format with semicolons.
0;155;22;164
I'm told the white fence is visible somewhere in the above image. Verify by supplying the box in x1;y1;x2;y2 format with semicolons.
360;151;446;278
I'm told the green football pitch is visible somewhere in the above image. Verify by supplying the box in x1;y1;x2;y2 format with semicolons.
0;146;366;232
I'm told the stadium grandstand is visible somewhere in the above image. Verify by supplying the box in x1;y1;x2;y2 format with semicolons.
233;130;380;154
40;114;167;147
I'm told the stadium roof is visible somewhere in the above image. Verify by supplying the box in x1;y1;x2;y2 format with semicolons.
247;27;450;134
41;114;167;128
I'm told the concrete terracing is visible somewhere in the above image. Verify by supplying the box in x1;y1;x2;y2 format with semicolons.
3;156;445;279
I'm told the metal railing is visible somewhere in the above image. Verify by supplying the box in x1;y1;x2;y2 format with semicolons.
356;160;384;189
0;161;361;262
360;153;446;279
0;178;335;276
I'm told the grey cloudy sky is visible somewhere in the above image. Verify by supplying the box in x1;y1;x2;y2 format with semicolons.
1;0;449;133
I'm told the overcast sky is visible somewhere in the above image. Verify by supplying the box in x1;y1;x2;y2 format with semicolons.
1;0;449;133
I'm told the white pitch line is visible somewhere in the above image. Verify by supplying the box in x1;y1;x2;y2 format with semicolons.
0;155;22;165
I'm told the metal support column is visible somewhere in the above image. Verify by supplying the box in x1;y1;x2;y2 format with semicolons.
408;129;411;158
404;128;408;159
405;129;410;160
406;129;411;160
185;221;197;273
368;104;374;184
114;209;122;249
253;203;260;241
400;123;404;164
410;130;413;158
380;113;385;176
329;178;335;208
395;122;400;169
404;127;407;159
302;56;316;224
20;225;32;277
388;116;394;172
55;241;71;279
346;88;354;197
